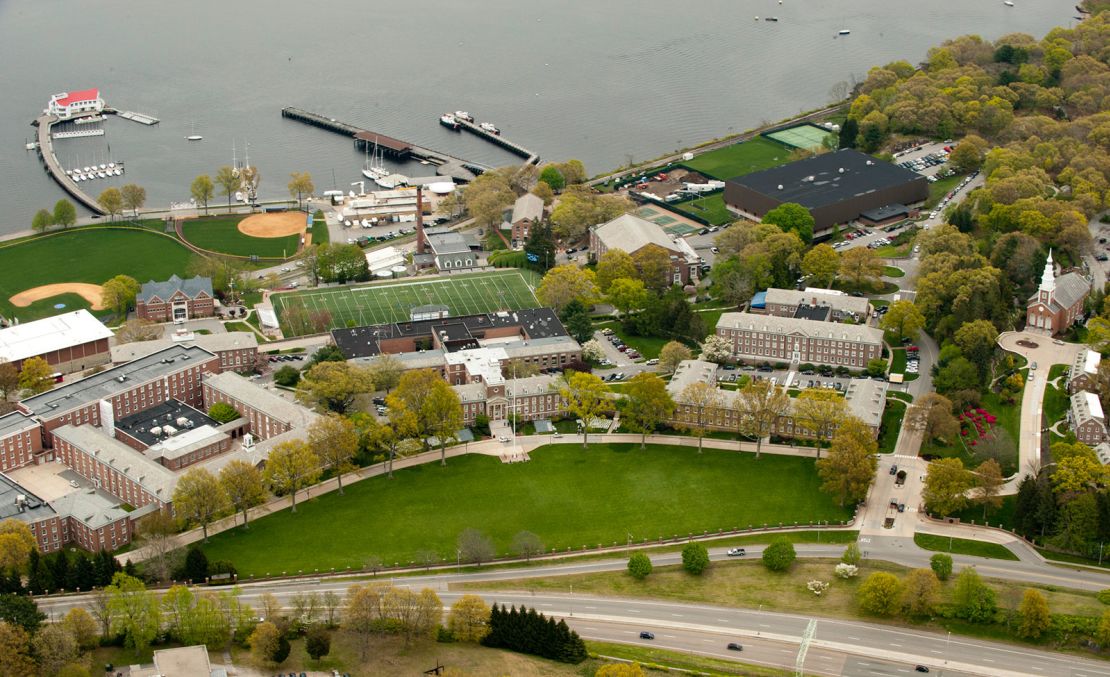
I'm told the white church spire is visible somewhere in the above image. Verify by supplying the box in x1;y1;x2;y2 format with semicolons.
1040;249;1055;294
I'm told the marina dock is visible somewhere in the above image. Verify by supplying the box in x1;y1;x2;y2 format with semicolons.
107;109;160;125
32;115;109;215
455;119;538;165
281;107;491;182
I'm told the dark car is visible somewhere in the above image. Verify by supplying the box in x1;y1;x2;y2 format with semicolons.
727;642;743;651
898;503;906;513
915;667;929;673
889;464;898;475
639;631;655;640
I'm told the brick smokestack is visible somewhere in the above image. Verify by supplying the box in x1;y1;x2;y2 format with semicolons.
415;186;427;254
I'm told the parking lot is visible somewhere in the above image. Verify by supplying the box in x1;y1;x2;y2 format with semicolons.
892;141;954;178
716;364;860;391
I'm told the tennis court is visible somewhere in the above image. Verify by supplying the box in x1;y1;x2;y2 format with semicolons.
272;270;540;336
765;124;834;151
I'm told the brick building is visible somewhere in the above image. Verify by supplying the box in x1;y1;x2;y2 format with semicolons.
501;193;545;246
202;372;318;440
110;331;260;373
0;473;132;553
715;312;884;368
0;412;43;473
1069;348;1102;395
0;309;113;373
755;288;871;322
454;374;566;425
52;425;178;509
136;275;215;323
1069;391;1108;446
589;214;702;286
1026;252;1090;337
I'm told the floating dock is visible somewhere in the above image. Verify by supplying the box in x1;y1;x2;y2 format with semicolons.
280;107;493;182
455;119;538;165
31;114;109;215
107;108;160;125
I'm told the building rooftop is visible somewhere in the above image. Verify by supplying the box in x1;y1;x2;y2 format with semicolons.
0;473;55;523
717;312;884;343
137;275;213;303
763;288;870;317
860;204;910;222
203;372;318;429
49;487;132;530
54;89;100;106
52;425;178;500
793;305;831;322
0;411;39;438
505;374;560;397
427;231;474;256
1073;390;1106;425
445;347;509;385
510;193;544;224
0;309;114;364
592;213;683;257
667;360;719;397
353;131;412;154
726;149;924;211
1073;348;1102;379
20;344;216;418
501;335;582;360
110;332;258;364
844;378;889;428
115;400;222;448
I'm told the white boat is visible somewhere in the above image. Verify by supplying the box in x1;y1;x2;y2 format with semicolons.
439;113;460;130
99;163;107;170
113;168;122;176
185;119;203;141
97;171;106;179
107;162;116;169
838;29;851;35
1003;1;1014;5
83;166;91;173
479;122;500;135
375;173;408;189
65;169;73;176
454;111;474;123
361;140;388;181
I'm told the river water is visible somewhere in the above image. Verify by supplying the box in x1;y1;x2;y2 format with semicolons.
0;0;1076;233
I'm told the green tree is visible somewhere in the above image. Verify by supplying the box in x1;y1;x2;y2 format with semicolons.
18;356;54;395
1016;588;1050;639
735;379;791;459
857;572;904;616
762;538;796;572
801;243;840;286
308;413;359;493
838;118;859;149
1098;608;1110;647
632;244;674;294
902;568;941;616
596;250;638;293
0;520;37;573
99;274;140;318
879;300;925;342
53;199;77;228
0;622;36;677
0;593;45;633
120;183;147;219
191;174;215;214
607;277;650;317
461;171;515;227
842;542;862;565
248;621;282;665
297;361;374;413
974;458;1005;520
681;542;710;575
207;402;239;424
953;319;999;381
762;202;814;244
183;546;209;583
952;568;997;622
273;364;300;388
263;439;321;512
305;625;331;660
658;341;693;374
458;528;495;565
215;166;240;207
794;388;849;455
218;459;267;528
930;553;953;580
627;552;653;580
559;299;595;343
172;468;230;542
511;530;544;562
524;221;556;272
817;416;879;507
287;171;315;208
449;594;492;642
31;208;53;234
549;187;632;242
621;373;675;448
675;381;722;453
539;165;565;191
906;393;959;442
924;458;975;516
537;264;599;313
839;247;884;291
424;381;464;466
106;572;161;653
558;371;610;448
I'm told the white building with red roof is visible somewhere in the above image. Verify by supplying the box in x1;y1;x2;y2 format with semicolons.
47;89;104;119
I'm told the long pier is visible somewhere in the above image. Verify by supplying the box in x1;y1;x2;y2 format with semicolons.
280;107;492;182
32;114;108;215
455;119;539;165
106;108;160;125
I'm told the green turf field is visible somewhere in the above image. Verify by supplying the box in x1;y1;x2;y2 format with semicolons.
272;270;540;336
180;215;301;258
673;193;733;225
765;124;834;151
0;228;196;320
199;443;851;575
681;137;792;180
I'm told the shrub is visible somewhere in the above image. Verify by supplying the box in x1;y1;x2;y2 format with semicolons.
841;543;861;565
1098;589;1110;605
857;572;904;616
930;553;953;581
762;538;796;572
681;543;710;575
305;626;331;660
273;365;300;387
207;402;240;424
807;580;830;596
835;563;859;579
627;552;653;580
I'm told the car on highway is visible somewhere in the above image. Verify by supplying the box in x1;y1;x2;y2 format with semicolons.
915;667;930;673
727;642;744;651
727;547;746;557
639;631;655;640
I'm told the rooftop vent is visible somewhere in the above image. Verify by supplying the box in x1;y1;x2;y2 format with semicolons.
777;184;784;190
838;167;845;173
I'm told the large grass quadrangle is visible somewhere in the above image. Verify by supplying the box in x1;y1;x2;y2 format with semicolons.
272;270;540;335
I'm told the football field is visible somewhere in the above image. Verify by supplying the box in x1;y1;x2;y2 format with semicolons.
272;270;540;336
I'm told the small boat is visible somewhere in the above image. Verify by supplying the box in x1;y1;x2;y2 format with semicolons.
1003;0;1013;5
479;122;500;135
108;162;115;169
65;169;73;176
375;173;408;189
838;29;851;35
186;135;203;141
439;113;460;130
83;166;90;173
114;168;122;176
765;16;779;22
97;171;106;179
99;163;107;170
454;111;474;123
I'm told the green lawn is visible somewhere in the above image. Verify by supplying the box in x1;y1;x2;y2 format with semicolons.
1043;380;1069;430
273;270;539;336
200;443;852;576
926;174;966;209
0;228;197;320
877;400;906;454
681;137;792;180
913;533;1019;561
181;215;301;258
882;266;905;278
594;320;670;359
673;193;733;226
696;308;727;334
887;391;914;404
889;348;918;382
953;494;1016;530
310;218;329;246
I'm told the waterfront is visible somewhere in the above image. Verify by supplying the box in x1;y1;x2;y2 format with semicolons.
0;0;1075;232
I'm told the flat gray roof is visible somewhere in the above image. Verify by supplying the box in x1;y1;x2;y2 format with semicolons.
0;473;55;523
52;425;178;500
203;372;318;429
0;411;39;438
21;344;216;418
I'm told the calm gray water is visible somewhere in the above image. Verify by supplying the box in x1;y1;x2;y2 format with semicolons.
0;0;1076;233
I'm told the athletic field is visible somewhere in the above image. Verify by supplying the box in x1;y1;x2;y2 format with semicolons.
765;124;834;151
272;270;540;335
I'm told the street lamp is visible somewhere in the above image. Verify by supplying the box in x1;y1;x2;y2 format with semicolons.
456;548;461;573
945;630;950;665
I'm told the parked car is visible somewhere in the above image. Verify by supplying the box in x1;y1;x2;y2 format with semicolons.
890;464;898;475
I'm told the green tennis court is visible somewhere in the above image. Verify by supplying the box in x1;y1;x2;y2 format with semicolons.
765;124;834;151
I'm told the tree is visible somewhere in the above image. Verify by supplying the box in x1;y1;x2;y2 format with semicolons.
461;171;516;227
214;166;240;207
217;459;265;529
0;594;45;633
511;531;544;562
627;552;653;580
297;361;373;413
699;335;732;364
106;572;161;653
458;528;495;565
31;208;53;234
653;342;692;375
676;381;723;453
0;362;17;403
183;546;209;583
263;439;321;512
902;568;941;616
762;538;796;572
681;542;710;575
191;174;215;214
924;458;974;516
880;300;925;342
558;371;610;448
621;373;675;448
539;165;565;191
120;183;147;219
537;264;599;313
1017;588;1050;639
206;402;239;424
817;416;879;507
0;520;36;572
762;203;814;244
952;568;997;622
100;274;140;318
389;370;463;464
18;357;53;395
287;172;314;207
97;187;123;218
735;380;791;459
62;607;99;650
248;620;282;665
974;458;1005;520
524;221;557;272
549;188;632;241
857;572;904;616
532;181;555;205
949;134;989;172
842;542;862;565
308;413;359;494
801;243;840;286
560;299;595;344
135;511;178;584
449;594;492;642
794;389;849;454
607;277;650;317
172;468;230;542
0;622;35;677
596;249;638;293
839;247;884;290
427;382;464;466
953;320;999;381
53;199;77;228
838;118;859;148
906;393;958;442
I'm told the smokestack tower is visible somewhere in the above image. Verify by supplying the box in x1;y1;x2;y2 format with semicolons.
415;186;427;254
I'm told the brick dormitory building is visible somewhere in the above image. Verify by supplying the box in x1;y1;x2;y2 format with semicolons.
0;339;316;554
715;312;884;369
